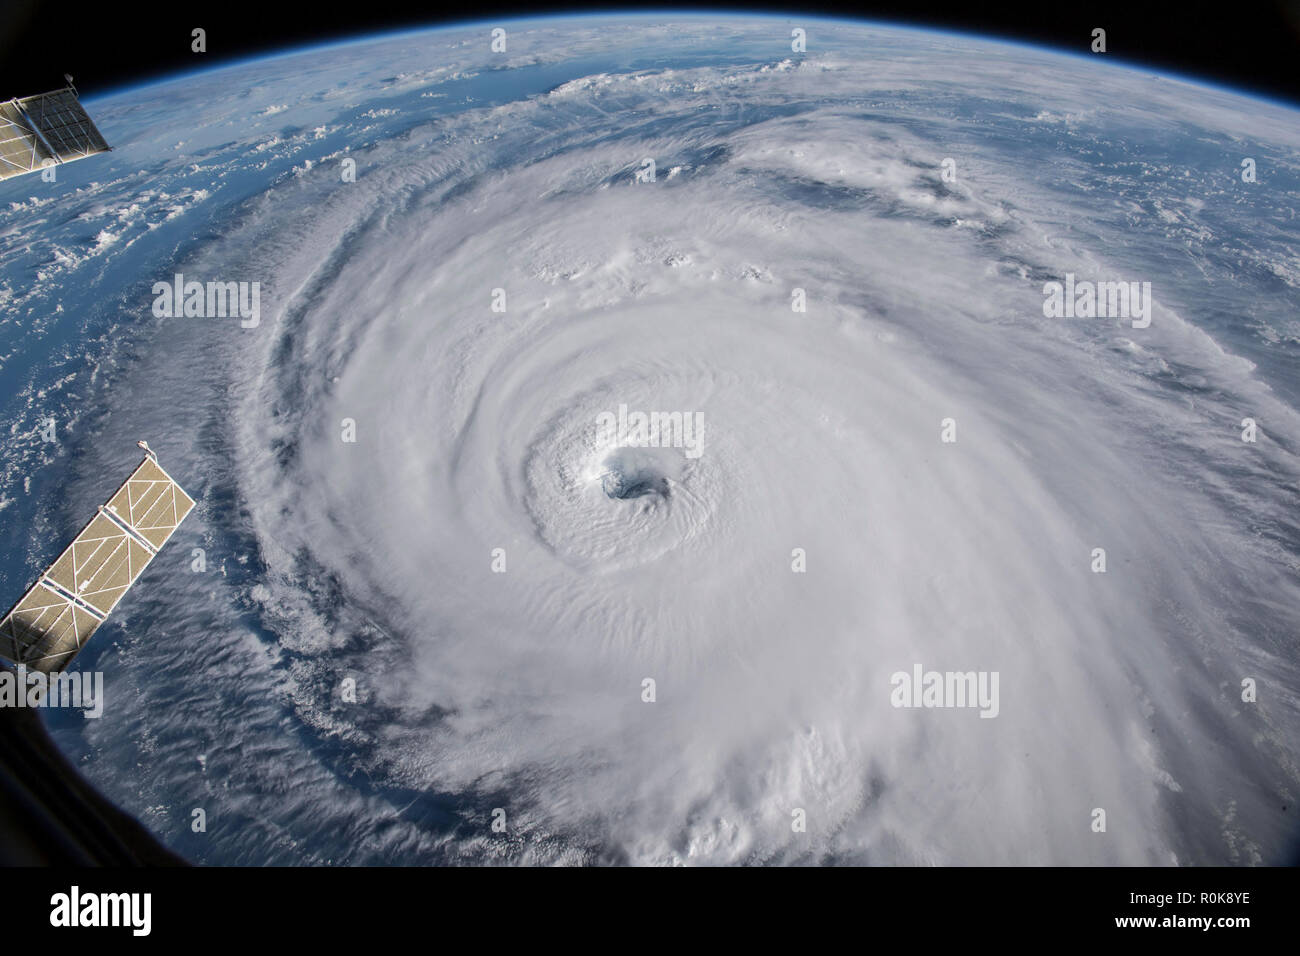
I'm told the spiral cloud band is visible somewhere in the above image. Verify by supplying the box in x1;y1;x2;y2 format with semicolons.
4;16;1298;865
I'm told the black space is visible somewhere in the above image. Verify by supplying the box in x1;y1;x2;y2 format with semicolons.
1;0;1299;106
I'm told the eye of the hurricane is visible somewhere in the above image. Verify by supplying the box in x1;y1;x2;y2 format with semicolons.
600;447;674;500
526;414;712;571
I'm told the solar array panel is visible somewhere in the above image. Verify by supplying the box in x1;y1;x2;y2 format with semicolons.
0;87;110;182
0;454;194;673
0;101;55;180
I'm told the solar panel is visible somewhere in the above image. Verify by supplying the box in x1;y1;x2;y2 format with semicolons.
0;86;111;182
0;450;195;673
0;583;103;674
0;101;55;180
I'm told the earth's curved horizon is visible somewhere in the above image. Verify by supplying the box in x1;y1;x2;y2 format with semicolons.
85;12;1300;116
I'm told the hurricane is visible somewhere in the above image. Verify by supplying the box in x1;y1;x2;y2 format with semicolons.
2;14;1298;865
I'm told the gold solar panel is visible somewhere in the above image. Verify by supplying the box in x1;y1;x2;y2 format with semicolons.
0;450;194;673
0;87;110;182
0;583;101;672
0;100;55;181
